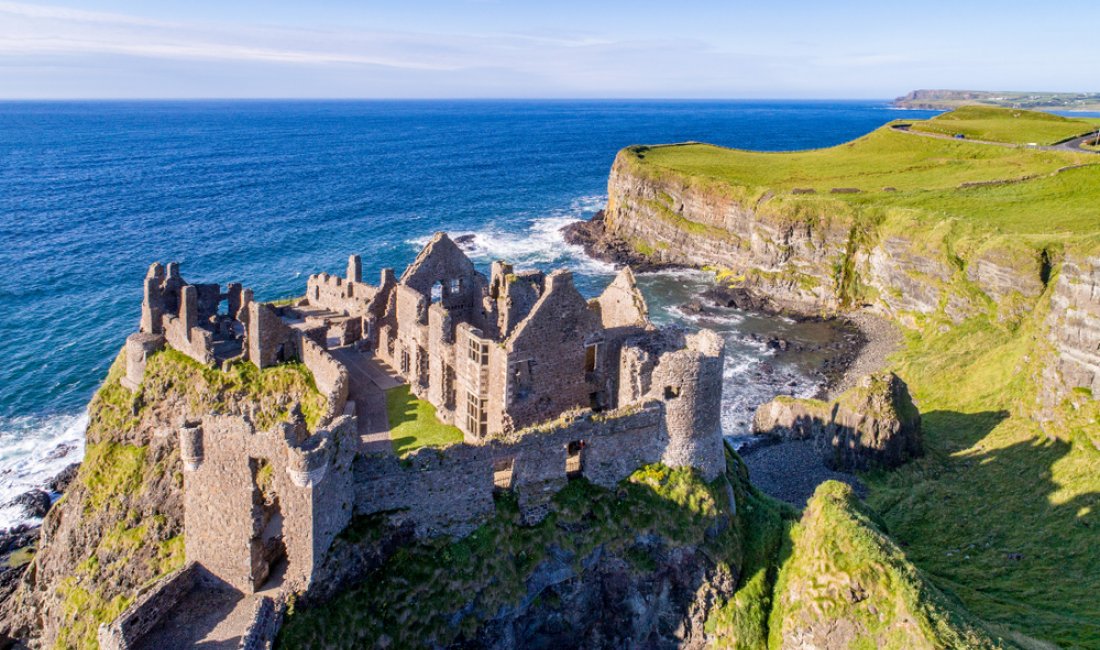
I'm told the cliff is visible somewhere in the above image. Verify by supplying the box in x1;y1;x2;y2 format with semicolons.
0;349;325;648
584;116;1100;645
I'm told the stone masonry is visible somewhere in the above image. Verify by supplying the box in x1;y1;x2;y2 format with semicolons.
109;233;728;647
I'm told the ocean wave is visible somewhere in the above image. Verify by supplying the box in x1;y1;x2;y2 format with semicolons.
0;411;87;530
408;195;614;275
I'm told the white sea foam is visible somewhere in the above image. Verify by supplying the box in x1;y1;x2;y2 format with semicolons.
0;411;87;530
408;195;614;275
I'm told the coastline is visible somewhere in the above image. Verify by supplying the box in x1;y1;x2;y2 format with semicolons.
563;214;903;507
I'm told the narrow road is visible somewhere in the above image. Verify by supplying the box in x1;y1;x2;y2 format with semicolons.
891;123;1099;154
329;347;402;455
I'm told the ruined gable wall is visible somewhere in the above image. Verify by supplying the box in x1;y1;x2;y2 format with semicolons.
504;272;602;431
306;273;378;318
163;313;215;365
353;404;665;537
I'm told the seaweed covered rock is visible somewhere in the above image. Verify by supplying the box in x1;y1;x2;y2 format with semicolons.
753;372;922;471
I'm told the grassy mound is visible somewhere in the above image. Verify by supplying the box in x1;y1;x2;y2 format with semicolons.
385;384;464;455
769;481;1007;649
908;106;1099;145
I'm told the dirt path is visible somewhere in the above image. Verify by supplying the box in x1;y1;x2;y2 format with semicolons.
329;347;402;455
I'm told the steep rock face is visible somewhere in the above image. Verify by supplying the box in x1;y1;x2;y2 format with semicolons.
1041;253;1100;421
753;373;922;471
604;154;852;313
602;150;1100;408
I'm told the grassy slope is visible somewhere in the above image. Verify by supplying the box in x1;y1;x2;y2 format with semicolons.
50;349;326;649
385;384;464;455
866;314;1100;648
908;106;1099;145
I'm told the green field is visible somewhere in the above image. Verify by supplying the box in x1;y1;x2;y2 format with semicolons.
907;106;1100;145
386;384;464;455
625;109;1100;239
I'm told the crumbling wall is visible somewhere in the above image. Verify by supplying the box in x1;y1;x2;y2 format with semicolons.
354;404;665;537
96;562;199;650
248;302;299;369
299;338;349;423
182;415;357;594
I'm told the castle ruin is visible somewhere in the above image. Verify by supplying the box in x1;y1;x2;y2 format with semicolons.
102;233;726;649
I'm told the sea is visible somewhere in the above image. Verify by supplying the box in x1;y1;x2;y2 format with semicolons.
0;100;942;529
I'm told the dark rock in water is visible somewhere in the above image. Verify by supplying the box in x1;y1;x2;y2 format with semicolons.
0;524;40;556
46;463;80;495
453;233;477;249
560;212;678;272
44;443;75;462
8;490;51;520
681;299;704;314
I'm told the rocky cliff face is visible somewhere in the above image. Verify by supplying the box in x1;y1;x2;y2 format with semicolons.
753;372;923;471
600;148;1097;407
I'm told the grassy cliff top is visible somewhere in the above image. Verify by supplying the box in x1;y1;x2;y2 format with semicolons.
907;106;1100;145
621;108;1100;238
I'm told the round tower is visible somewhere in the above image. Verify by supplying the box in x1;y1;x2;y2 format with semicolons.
179;423;204;472
654;329;725;480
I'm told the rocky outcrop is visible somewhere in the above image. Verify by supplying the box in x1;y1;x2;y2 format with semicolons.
753;372;922;471
1042;254;1100;405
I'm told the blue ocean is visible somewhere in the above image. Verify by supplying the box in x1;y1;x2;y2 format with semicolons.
0;100;939;527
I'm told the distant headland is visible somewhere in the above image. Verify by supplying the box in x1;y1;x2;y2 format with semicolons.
894;88;1100;111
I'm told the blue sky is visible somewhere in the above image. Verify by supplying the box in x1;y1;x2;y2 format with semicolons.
2;0;1098;99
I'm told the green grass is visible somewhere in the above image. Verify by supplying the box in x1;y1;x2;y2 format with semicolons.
864;311;1100;647
908;106;1099;145
627;126;1094;196
385;384;464;455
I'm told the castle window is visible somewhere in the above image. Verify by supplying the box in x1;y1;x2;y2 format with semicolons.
400;348;411;374
510;359;535;401
664;385;681;399
584;343;599;373
467;337;488;364
566;440;585;478
466;392;488;437
493;457;515;491
449;278;462;294
431;281;443;304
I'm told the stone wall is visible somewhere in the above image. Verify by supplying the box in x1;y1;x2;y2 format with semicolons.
298;337;349;423
354;404;666;537
97;562;199;650
182;415;357;594
239;597;284;650
248;303;299;370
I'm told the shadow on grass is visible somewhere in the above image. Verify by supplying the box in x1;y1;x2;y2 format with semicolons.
384;385;463;455
866;409;1100;647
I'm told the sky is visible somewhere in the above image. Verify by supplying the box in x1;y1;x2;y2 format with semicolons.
1;0;1098;99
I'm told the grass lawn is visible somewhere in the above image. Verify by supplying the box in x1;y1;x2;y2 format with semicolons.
386;384;463;455
907;106;1099;145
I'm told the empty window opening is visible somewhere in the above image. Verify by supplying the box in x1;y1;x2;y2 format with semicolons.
566;440;585;478
584;343;599;373
466;392;488;438
589;391;605;412
431;281;444;304
510;359;535;401
249;457;286;592
493;457;515;491
467;337;488;364
449;278;462;295
664;385;681;400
